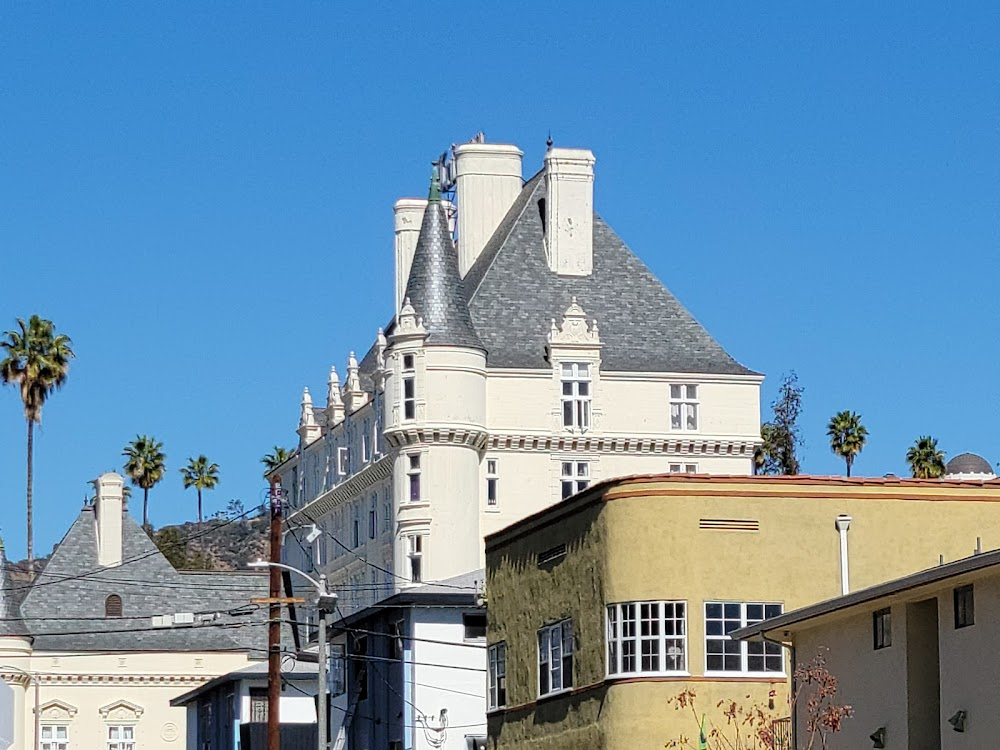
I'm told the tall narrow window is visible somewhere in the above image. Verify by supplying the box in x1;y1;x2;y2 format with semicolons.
382;498;391;534
107;725;136;750
362;420;370;462
40;725;69;750
560;461;590;499
538;620;574;696
561;363;592;431
670;384;699;431
105;594;123;617
352;517;360;548
369;503;377;540
329;643;346;696
402;354;416;420
407;454;421;502
486;459;499;508
954;585;974;629
873;608;892;649
488;642;507;709
408;535;423;583
337;446;349;476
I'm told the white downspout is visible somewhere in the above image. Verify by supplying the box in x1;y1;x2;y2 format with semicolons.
835;515;852;595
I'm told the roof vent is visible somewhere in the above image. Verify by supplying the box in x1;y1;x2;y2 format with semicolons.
538;544;567;566
699;518;760;532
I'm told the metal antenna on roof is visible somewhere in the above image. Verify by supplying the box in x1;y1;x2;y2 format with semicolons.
975;537;982;555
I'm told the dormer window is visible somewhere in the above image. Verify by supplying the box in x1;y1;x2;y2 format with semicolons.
402;354;416;420
105;594;123;617
561;363;591;431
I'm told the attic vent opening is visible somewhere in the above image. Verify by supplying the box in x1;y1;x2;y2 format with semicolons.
105;594;123;617
699;519;760;532
538;543;567;566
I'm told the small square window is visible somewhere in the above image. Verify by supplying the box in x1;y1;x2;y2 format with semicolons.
954;584;974;629
463;613;487;640
873;608;891;649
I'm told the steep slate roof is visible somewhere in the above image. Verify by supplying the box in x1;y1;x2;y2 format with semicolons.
400;180;484;351
16;508;271;652
463;172;756;375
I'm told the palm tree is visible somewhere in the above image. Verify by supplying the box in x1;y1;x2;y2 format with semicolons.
261;446;291;478
180;455;220;528
0;315;75;564
906;436;946;479
827;411;869;477
122;435;166;530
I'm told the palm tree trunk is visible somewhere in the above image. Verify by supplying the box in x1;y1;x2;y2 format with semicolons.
26;419;34;566
143;487;149;530
197;488;203;527
846;458;852;478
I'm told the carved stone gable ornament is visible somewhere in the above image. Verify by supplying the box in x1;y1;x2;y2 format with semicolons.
547;297;601;347
395;298;427;337
99;699;144;722
38;700;78;720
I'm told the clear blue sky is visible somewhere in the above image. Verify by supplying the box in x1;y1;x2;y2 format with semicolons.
2;3;998;560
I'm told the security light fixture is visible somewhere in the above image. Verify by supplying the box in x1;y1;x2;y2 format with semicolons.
870;727;886;748
949;710;967;732
305;523;322;543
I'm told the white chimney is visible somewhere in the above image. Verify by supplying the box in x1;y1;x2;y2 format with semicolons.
394;198;427;315
453;143;524;277
544;148;596;276
93;472;125;568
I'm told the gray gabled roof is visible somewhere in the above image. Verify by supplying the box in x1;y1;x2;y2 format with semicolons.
16;508;272;652
463;172;757;375
401;188;484;351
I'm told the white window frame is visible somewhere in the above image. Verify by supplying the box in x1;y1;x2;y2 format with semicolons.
361;421;370;462
606;601;687;677
402;354;416;421
669;463;698;474
407;454;422;503
330;642;346;696
704;601;784;676
382;497;392;534
670;384;699;432
560;362;592;431
486;458;499;509
488;642;507;710
106;724;136;750
407;534;423;583
537;619;574;697
337;446;349;476
560;461;590;499
40;725;69;750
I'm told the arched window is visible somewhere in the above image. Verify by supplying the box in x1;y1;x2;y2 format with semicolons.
105;594;123;617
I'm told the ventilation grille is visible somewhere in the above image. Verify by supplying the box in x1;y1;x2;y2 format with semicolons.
538;544;567;566
699;518;759;532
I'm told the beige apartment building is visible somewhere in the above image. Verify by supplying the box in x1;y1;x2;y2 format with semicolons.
736;543;1000;750
484;472;1000;750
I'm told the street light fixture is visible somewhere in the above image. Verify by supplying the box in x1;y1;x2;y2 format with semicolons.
249;560;338;750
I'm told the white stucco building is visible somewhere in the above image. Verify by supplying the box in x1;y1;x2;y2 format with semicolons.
271;135;763;749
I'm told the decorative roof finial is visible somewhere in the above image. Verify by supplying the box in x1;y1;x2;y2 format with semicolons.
428;168;441;203
546;131;553;150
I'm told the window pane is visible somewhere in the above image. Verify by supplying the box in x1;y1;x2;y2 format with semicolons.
577;463;588;477
561;481;574;499
562;363;573;376
670;403;681;429
765;604;783;619
686;385;697;400
670;384;681;399
578;364;589;377
746;604;764;622
724;603;740;619
403;379;414;398
686;403;698;430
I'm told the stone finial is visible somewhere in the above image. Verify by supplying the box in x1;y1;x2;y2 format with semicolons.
326;367;345;427
547;297;601;346
344;351;368;413
376;328;387;371
394;297;428;338
298;387;322;445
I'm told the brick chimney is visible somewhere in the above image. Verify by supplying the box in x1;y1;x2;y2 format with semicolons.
93;472;125;568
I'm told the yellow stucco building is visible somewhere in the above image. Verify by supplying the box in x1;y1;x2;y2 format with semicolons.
484;473;1000;750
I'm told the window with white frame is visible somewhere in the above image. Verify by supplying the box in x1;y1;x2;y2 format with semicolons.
402;354;416;420
330;642;346;696
317;523;329;567
382;496;391;534
40;725;69;750
407;534;423;583
407;454;421;502
362;421;370;462
670;384;699;431
560;461;590;499
669;463;698;474
107;725;135;750
607;601;687;675
488;642;507;709
337;446;349;476
538;620;574;696
486;459;499;508
561;363;592;431
705;602;783;674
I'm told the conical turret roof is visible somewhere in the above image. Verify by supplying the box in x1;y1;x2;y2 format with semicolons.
401;175;484;350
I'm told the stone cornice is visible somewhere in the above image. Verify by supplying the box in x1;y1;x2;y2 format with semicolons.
21;673;212;686
384;424;488;451
287;455;394;525
485;432;758;456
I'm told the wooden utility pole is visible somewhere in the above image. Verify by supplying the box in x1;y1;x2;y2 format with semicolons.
268;474;283;750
